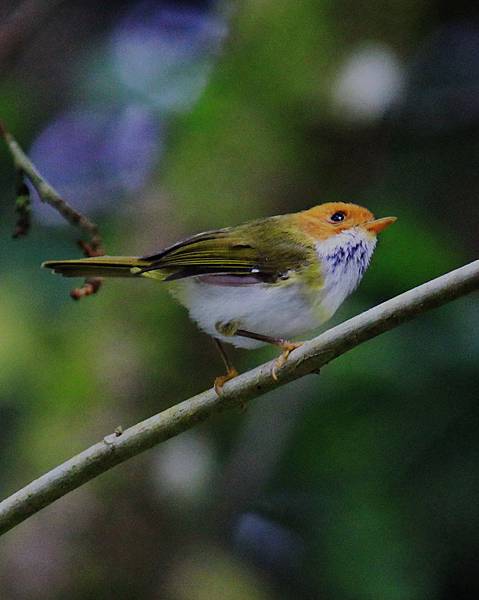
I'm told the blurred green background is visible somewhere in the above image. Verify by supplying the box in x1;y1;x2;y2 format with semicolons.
0;1;478;598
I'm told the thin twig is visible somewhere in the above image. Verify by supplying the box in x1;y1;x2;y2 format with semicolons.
0;123;104;298
0;258;477;536
1;125;102;247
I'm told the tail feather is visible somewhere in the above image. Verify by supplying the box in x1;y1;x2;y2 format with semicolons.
42;256;153;278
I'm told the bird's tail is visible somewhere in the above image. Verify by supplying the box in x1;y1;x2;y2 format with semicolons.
42;256;164;279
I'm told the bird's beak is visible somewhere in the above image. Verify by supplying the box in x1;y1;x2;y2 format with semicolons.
365;216;397;235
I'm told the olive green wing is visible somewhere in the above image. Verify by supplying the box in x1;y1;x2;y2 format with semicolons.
141;218;313;282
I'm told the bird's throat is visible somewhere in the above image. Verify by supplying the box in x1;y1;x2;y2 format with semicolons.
316;229;377;317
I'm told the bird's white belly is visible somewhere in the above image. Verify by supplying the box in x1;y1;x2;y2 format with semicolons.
169;278;325;349
167;228;377;349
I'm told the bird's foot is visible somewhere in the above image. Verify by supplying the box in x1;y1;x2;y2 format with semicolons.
272;341;303;381
214;367;239;395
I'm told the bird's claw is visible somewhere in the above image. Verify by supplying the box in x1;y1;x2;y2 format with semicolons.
272;341;303;381
214;367;239;395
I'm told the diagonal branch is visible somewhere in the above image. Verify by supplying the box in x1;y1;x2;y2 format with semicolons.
0;258;478;536
1;124;105;298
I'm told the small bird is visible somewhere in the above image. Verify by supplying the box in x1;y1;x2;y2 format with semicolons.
43;202;396;391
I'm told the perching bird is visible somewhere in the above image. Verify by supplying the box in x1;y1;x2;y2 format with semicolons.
43;202;396;391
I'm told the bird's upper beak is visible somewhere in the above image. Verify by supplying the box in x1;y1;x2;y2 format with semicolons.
364;216;397;235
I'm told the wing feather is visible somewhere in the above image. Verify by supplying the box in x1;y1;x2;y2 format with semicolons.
140;217;313;282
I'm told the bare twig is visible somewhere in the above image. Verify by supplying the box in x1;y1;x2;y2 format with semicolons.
0;258;477;536
0;124;105;298
1;125;102;247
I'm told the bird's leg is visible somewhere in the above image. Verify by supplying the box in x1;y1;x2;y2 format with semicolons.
213;338;239;395
235;329;303;381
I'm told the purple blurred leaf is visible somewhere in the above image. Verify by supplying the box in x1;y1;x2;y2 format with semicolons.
109;1;228;112
29;106;161;224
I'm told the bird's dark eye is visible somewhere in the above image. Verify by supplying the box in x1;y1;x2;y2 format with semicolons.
330;211;346;223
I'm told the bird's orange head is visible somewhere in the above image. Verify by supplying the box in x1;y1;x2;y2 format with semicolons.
296;202;396;241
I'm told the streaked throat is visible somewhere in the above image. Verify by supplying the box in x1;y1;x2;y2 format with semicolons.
316;228;377;317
